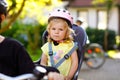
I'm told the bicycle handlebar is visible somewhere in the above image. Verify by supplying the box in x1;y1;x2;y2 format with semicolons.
0;73;36;80
0;66;48;80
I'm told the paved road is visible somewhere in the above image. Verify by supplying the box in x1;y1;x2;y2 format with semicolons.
78;58;120;80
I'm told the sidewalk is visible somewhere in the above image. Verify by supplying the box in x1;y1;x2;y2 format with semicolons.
112;52;120;58
78;58;120;80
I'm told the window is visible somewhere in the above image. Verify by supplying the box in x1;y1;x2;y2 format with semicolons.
78;11;88;29
97;10;107;29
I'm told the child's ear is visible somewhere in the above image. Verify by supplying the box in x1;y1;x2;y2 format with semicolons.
1;14;5;21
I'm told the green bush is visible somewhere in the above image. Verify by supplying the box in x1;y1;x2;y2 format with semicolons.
1;20;28;47
1;20;47;61
86;27;116;50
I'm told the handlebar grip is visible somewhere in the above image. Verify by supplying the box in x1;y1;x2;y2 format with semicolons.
0;73;13;80
33;66;47;80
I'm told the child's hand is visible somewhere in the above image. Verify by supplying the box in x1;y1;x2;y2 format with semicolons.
48;72;64;80
64;76;71;80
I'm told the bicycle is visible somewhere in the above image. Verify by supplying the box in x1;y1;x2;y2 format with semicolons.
84;43;106;69
0;65;62;80
0;66;49;80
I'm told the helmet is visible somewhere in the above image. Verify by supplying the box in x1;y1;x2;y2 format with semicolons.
0;0;8;15
48;9;73;27
77;17;84;23
0;0;8;8
0;0;8;28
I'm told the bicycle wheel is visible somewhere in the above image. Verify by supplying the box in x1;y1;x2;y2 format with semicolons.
84;43;106;69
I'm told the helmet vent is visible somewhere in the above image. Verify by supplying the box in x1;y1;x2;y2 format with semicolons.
58;9;60;11
63;10;66;12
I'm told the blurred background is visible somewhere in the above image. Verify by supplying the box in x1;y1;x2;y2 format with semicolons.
1;0;120;80
0;0;120;76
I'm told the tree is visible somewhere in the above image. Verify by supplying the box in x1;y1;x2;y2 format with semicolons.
0;0;63;33
0;0;26;33
0;0;63;56
92;0;116;51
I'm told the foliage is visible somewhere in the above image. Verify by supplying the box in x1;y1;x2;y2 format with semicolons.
92;0;115;10
2;20;28;47
25;23;46;55
1;0;64;60
2;20;47;61
86;27;116;50
116;35;120;46
20;0;63;25
0;0;26;33
0;0;63;33
92;0;116;51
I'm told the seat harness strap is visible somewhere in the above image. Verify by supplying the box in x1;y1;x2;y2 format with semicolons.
48;42;55;67
48;42;78;68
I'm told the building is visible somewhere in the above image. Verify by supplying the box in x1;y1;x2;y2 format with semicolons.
65;0;120;35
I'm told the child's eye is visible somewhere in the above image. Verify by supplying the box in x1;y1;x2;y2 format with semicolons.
51;28;56;30
59;29;63;31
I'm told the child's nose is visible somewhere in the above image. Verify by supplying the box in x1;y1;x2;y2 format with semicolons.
55;30;59;34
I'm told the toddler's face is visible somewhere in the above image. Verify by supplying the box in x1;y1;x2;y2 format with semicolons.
49;21;67;41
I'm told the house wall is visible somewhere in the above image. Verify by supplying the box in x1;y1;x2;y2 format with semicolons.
109;7;119;34
68;7;119;34
88;8;97;28
68;8;101;28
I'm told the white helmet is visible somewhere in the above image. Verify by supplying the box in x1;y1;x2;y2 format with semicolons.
77;17;84;23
